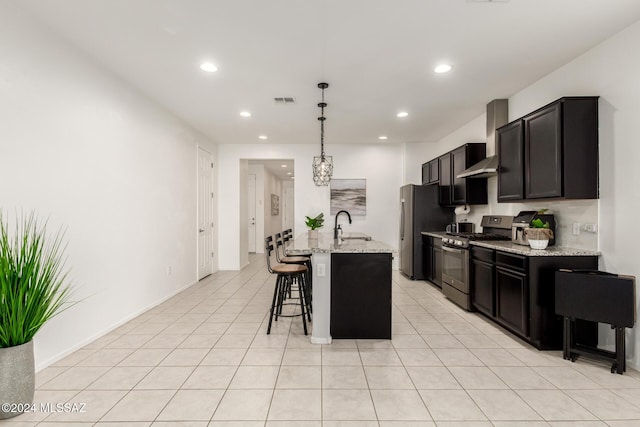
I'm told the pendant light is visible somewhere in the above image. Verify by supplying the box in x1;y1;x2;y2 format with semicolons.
312;82;333;186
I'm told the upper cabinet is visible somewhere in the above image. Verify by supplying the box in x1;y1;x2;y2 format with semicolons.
438;152;452;205
497;97;599;202
497;120;524;202
438;143;488;206
421;158;440;185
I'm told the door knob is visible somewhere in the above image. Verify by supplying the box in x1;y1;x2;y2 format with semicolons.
199;229;204;233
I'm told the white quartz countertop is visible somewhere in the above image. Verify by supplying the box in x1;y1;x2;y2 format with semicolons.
420;231;599;257
287;232;395;254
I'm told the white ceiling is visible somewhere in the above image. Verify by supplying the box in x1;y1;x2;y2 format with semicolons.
248;159;295;180
20;0;640;145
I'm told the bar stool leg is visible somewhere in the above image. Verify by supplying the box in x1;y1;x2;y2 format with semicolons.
297;272;308;335
267;274;281;334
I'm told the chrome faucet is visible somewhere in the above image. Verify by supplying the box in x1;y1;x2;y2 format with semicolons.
334;210;352;241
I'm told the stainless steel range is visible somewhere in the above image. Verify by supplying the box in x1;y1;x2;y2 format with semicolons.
441;215;513;310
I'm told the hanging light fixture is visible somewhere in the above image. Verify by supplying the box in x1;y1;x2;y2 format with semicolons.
312;82;333;186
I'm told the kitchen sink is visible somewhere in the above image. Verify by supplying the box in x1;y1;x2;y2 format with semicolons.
341;233;372;241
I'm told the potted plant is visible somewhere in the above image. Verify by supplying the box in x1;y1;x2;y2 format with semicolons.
0;212;74;419
526;218;554;250
304;213;325;239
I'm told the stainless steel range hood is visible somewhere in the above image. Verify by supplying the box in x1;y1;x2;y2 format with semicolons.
457;99;508;179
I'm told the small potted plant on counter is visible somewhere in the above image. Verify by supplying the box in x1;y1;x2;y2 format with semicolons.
305;213;324;240
526;218;554;250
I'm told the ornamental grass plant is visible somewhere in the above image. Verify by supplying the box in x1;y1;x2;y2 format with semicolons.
0;212;74;348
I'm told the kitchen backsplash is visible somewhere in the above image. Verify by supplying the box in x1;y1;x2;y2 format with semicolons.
456;178;598;250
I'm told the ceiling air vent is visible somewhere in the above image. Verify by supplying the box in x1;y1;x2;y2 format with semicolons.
274;97;296;104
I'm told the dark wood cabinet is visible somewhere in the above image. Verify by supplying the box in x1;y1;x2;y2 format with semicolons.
495;265;529;337
421;162;429;185
437;143;487;206
429;159;439;183
497;97;598;202
471;246;495;317
421;235;443;288
524;102;563;199
421;159;440;185
497;120;524;202
433;240;443;287
438;153;452;205
331;253;392;339
469;245;598;349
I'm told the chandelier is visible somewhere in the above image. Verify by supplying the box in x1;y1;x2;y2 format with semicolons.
312;82;333;186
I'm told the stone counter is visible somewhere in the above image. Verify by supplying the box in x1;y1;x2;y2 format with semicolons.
287;232;395;255
420;231;599;257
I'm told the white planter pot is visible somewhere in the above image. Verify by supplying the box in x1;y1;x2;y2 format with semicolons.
0;340;35;419
529;239;549;250
308;230;318;240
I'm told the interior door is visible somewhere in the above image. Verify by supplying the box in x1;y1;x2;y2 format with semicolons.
197;147;214;280
247;173;257;253
283;185;294;232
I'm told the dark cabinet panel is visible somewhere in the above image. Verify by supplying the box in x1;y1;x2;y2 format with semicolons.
437;143;487;206
331;253;392;339
421;163;429;185
525;102;563;199
429;159;439;183
433;239;443;287
498;96;599;201
496;266;528;337
421;235;442;288
438;153;452;205
497;120;524;202
472;258;495;317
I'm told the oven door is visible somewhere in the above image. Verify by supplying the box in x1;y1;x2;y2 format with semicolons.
442;245;469;293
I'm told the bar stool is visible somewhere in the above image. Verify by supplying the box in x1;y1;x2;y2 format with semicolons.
274;233;312;317
265;237;309;335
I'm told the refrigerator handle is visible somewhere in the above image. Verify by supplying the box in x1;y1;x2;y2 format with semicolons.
400;199;405;240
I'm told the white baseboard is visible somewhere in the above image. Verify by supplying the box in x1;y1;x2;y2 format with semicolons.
35;278;199;372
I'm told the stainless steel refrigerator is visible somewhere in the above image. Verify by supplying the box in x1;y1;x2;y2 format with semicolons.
400;184;454;280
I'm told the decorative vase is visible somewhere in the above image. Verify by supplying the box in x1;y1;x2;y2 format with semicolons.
308;230;318;240
528;239;549;250
526;228;550;250
0;340;35;419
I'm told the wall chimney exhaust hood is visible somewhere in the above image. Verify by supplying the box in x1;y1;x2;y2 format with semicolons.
457;99;508;179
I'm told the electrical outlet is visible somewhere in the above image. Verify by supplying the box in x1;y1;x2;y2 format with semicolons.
584;223;598;233
167;266;172;276
572;223;581;236
317;263;326;277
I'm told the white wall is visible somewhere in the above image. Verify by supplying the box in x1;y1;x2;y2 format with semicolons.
218;143;403;270
0;3;217;370
404;20;640;369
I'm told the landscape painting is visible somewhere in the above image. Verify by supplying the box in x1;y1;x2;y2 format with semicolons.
330;179;366;215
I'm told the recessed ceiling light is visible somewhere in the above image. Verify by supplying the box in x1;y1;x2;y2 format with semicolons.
397;112;409;118
287;172;292;175
379;136;388;140
281;164;287;168
200;62;218;73
240;111;251;118
258;135;268;140
434;64;452;73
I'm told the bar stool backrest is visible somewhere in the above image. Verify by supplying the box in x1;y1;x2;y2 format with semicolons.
264;236;276;274
274;232;284;262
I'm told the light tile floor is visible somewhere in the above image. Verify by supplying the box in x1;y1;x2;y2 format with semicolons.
3;254;640;426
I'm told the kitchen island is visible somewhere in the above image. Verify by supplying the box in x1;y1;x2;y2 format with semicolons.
287;232;395;343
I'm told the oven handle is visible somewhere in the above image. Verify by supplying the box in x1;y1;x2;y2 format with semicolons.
442;245;465;254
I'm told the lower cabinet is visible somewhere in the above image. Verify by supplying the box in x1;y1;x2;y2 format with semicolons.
471;246;495;316
470;246;598;349
495;265;528;337
331;253;392;339
422;235;442;288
